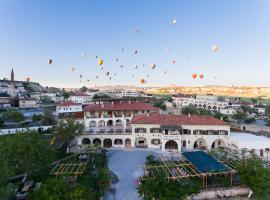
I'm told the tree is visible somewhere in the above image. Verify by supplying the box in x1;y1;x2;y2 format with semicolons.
32;114;43;122
0;163;16;200
0;117;4;128
40;96;51;104
92;94;111;100
2;110;24;122
238;157;270;199
244;117;256;123
265;105;270;115
154;102;166;110
181;105;199;115
232;110;247;121
251;98;257;105
53;119;84;149
0;131;55;174
138;170;200;200
42;109;56;125
62;92;70;100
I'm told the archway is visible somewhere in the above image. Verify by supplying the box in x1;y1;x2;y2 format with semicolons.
165;140;178;150
89;121;97;127
135;137;147;148
114;139;123;145
98;120;105;127
82;138;91;145
194;138;207;150
115;119;123;126
103;139;112;148
107;120;114;127
211;139;226;149
125;138;131;148
93;138;101;146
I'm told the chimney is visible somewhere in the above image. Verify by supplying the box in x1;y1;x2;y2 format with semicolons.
188;113;191;118
128;100;131;104
147;113;149;117
111;101;114;105
101;103;104;108
220;116;223;121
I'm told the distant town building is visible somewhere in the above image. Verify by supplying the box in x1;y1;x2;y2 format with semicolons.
0;97;11;108
19;98;40;108
68;93;92;104
56;102;83;118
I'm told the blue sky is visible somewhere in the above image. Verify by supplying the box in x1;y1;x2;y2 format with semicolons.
0;0;270;88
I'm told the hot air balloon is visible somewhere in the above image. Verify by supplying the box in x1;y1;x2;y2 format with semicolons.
80;74;83;79
113;73;116;76
109;77;112;80
164;70;167;74
165;46;170;51
96;76;99;79
134;50;138;54
134;65;138;69
116;57;119;62
142;64;145;67
134;28;139;33
95;55;98;59
87;79;90;82
146;74;150;78
81;52;86;57
212;45;219;52
98;59;103;66
172;19;177;24
48;59;53;64
120;65;124;69
121;48;124;52
199;74;204;79
70;67;76;72
172;60;176;64
140;79;145;84
106;71;110;76
192;73;197;79
26;77;30;82
150;64;156;69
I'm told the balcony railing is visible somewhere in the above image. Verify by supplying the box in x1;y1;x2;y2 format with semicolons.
84;127;132;135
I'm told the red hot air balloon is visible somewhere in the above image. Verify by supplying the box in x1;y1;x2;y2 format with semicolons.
192;73;197;79
199;74;204;79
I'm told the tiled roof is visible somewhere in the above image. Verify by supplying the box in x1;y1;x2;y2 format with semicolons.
84;102;158;112
57;102;82;106
131;112;226;126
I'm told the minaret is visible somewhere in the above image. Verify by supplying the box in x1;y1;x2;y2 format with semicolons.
10;68;15;97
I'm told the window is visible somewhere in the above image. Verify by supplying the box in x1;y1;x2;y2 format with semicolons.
182;140;186;147
151;139;160;145
150;128;162;133
183;129;191;135
135;128;147;133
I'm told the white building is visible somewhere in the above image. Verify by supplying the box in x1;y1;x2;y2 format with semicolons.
101;89;151;98
42;92;64;103
173;94;229;111
56;102;83;118
255;107;266;115
220;107;237;115
68;94;92;104
19;98;40;108
77;103;231;152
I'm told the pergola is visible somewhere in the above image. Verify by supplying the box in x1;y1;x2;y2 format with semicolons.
141;151;237;188
50;163;86;177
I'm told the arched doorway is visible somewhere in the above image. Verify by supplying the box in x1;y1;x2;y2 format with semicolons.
82;138;91;145
107;120;114;127
115;119;122;126
194;138;207;150
93;138;101;146
114;139;123;145
98;120;105;127
135;137;147;148
125;138;131;148
211;139;226;149
165;140;178;150
89;121;97;127
103;139;112;148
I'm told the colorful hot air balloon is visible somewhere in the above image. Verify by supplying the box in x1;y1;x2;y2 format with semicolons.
150;64;156;69
98;59;103;66
212;45;219;52
199;74;204;79
192;73;197;79
140;79;145;84
48;59;53;64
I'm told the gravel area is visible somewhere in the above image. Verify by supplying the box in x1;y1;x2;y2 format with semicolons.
105;149;161;200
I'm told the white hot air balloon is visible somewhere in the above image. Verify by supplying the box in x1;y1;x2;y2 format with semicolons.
212;45;219;52
172;19;177;24
150;64;156;70
81;52;86;57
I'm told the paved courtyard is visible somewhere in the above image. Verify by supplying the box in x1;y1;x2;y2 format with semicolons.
105;149;162;200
